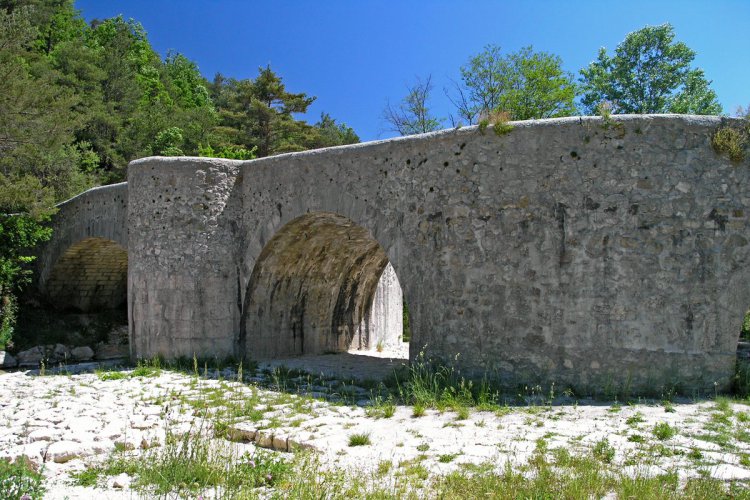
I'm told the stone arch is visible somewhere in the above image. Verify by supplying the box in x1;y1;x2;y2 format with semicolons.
240;211;405;359
35;183;128;292
43;237;128;312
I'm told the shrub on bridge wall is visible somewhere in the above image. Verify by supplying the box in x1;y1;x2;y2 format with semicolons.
712;117;749;163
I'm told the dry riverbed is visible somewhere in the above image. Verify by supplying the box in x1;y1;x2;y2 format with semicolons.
2;353;750;498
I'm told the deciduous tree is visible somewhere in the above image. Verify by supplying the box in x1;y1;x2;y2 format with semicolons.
449;45;576;124
383;75;443;135
579;24;722;115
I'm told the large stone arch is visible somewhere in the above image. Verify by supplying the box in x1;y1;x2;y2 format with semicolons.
240;211;404;359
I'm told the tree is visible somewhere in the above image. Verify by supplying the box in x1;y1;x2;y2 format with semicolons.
215;66;316;157
383;75;443;135
579;23;722;115
0;174;55;349
449;45;576;124
310;113;359;147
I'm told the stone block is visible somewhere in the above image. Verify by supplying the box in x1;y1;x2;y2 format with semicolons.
71;346;94;361
0;351;17;368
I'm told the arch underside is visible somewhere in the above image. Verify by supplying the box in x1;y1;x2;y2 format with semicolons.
44;237;128;312
242;212;402;359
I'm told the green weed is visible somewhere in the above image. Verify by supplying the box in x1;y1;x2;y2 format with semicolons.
348;433;371;447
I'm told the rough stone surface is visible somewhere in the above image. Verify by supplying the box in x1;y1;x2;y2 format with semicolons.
71;346;95;361
16;346;45;367
34;115;750;393
357;263;403;351
0;351;16;368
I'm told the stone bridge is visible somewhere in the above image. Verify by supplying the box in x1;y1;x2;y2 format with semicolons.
32;115;750;394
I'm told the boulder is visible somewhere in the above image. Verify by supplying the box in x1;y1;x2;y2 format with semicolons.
46;440;90;463
95;343;129;360
16;346;44;367
49;343;70;364
0;351;17;368
70;346;94;362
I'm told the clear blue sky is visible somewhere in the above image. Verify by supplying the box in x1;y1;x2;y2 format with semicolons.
74;0;749;142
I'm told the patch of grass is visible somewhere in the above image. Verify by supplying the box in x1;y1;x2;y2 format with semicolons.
592;438;616;463
0;457;45;500
348;433;371;447
69;467;101;487
653;422;677;441
376;460;392;476
628;434;645;443
412;404;426;418
365;396;396;419
98;420;291;497
438;453;459;463
455;406;470;420
96;370;127;381
416;443;430;452
715;396;733;414
131;358;162;378
626;412;645;426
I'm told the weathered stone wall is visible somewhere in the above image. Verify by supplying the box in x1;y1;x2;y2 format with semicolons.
358;263;404;351
93;114;750;393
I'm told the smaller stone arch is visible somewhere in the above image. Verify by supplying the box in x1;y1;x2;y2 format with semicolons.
43;237;127;312
240;211;405;359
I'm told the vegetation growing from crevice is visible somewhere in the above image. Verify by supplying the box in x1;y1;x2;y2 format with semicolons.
712;120;749;163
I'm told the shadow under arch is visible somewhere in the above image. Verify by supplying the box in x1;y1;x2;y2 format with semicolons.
43;237;128;312
240;211;405;360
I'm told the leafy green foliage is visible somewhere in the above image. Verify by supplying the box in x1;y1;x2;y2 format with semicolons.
0;457;45;500
0;174;55;349
653;422;677;440
210;66;358;157
451;44;576;124
579;24;722;115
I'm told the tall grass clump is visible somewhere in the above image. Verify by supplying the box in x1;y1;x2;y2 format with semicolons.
392;351;499;412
